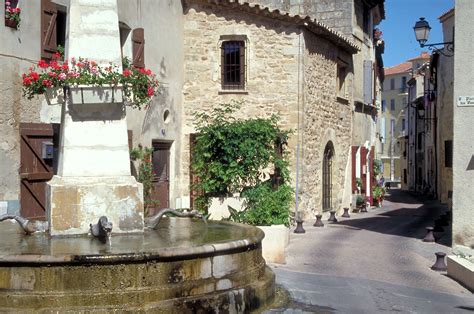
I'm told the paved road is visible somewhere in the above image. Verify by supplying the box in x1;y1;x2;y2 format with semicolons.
265;189;474;313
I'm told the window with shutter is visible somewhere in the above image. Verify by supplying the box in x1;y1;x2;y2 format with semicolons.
363;60;373;104
41;0;58;60
132;28;145;68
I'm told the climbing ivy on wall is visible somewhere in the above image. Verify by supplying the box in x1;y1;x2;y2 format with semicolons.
191;101;293;226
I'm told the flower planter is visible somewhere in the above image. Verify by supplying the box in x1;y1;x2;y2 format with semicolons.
257;224;290;264
66;85;123;105
5;18;18;29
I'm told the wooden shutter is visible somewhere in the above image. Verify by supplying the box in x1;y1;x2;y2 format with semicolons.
363;60;373;105
132;28;145;68
41;0;58;60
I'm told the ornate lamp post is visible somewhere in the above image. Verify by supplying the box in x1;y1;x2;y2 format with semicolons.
413;17;454;56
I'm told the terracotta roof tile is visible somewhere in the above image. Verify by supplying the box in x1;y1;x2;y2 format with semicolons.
408;51;430;61
384;62;412;76
188;0;360;53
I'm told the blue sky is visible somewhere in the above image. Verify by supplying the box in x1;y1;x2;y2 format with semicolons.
379;0;454;67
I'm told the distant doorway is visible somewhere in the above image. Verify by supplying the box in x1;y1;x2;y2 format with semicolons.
322;141;335;212
150;141;172;216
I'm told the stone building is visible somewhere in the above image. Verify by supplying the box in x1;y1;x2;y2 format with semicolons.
1;0;358;220
246;0;386;206
180;0;358;218
380;52;430;188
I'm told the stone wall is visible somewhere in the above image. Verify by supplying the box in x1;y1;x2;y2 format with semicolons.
0;1;44;214
181;2;301;202
300;31;353;216
182;1;353;217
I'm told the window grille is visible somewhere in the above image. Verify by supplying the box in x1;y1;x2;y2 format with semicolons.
221;41;246;90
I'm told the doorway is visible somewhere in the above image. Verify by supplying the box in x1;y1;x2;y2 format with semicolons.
322;141;335;212
149;141;172;215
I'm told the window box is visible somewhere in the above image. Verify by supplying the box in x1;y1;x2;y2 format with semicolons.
45;87;65;106
5;18;18;29
66;85;123;105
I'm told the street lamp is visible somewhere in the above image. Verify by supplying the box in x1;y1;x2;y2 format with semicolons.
413;17;454;56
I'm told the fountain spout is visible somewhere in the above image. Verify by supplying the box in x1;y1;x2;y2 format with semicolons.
145;208;206;230
0;214;40;234
90;216;113;240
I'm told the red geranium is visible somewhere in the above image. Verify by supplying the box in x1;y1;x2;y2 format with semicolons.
38;60;48;69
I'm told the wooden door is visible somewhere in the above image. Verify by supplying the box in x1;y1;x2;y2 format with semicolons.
149;141;172;215
20;123;58;220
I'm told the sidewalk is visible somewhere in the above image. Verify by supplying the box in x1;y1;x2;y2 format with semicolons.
265;189;473;313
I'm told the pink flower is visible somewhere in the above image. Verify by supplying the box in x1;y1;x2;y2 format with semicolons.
48;71;57;78
5;1;11;5
58;73;67;81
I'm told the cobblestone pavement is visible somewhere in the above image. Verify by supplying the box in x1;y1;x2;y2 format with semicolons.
265;189;474;313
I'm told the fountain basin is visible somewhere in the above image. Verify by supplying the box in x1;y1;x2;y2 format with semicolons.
0;218;275;312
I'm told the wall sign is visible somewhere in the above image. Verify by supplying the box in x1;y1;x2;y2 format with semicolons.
457;96;474;107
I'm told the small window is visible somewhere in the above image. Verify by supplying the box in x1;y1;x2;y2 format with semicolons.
337;63;348;98
363;4;370;35
390;99;395;111
445;140;453;168
390;119;395;135
401;76;407;92
402;118;406;131
390;78;395;90
381;100;386;112
221;40;246;90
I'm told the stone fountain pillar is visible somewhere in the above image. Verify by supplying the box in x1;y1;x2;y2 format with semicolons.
46;0;144;236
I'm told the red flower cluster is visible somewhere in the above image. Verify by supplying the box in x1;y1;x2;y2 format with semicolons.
21;56;160;109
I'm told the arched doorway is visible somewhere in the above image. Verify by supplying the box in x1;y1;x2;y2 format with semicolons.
322;141;335;211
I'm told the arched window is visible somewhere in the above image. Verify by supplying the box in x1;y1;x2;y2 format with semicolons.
322;141;335;211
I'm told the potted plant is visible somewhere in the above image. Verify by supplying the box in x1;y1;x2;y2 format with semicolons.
356;195;365;210
356;177;362;192
372;185;386;207
21;55;159;109
5;1;21;29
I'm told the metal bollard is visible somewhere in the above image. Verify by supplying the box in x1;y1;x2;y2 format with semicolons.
423;227;435;242
294;220;306;234
431;252;447;271
342;207;350;218
313;214;324;227
328;210;338;223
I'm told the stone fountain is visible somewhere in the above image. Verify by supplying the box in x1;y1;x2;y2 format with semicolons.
0;0;274;311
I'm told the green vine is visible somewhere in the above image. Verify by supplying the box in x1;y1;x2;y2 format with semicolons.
191;101;293;226
130;145;159;215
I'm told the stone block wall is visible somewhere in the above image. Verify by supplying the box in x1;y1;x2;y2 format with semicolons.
300;31;353;216
181;2;301;198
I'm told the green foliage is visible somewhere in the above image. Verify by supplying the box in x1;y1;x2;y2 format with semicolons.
356;177;362;188
356;195;364;205
240;183;292;227
373;159;383;177
130;145;158;215
191;101;293;226
372;184;386;201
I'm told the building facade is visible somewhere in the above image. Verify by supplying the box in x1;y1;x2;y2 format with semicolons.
248;0;386;206
1;0;362;220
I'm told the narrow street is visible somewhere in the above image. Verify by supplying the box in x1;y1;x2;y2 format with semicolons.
267;189;474;313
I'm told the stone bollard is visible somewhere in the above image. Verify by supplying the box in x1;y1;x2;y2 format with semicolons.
423;227;435;242
294;220;306;234
313;214;324;227
431;252;447;271
342;207;350;218
328;210;338;223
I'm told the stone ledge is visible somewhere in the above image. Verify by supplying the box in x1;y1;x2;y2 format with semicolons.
447;255;474;292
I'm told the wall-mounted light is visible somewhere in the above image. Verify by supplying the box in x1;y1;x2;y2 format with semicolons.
413;17;454;57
